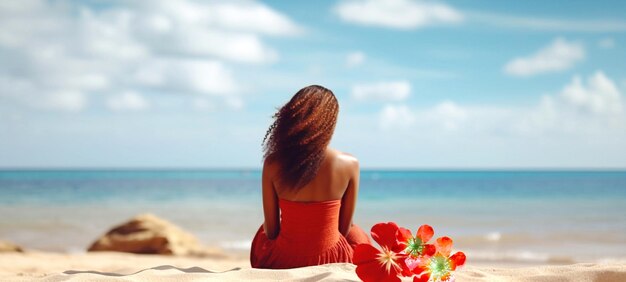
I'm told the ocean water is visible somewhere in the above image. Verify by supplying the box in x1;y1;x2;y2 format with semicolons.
1;170;625;264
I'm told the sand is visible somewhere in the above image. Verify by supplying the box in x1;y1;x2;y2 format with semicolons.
1;251;625;281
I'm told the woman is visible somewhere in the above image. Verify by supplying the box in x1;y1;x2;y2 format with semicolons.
250;85;371;269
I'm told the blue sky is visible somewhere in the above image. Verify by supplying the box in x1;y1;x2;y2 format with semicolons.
1;0;625;168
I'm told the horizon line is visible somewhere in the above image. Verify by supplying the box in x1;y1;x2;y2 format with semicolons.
1;167;625;172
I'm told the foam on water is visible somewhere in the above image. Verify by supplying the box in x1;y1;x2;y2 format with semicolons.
485;232;501;242
219;240;253;251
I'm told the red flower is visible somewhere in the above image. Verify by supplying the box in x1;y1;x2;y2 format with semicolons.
397;224;437;271
412;237;466;282
353;222;411;282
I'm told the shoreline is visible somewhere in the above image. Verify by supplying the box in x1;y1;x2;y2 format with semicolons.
2;170;625;280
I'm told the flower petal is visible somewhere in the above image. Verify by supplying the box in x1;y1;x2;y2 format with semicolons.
371;222;400;249
435;236;453;257
410;262;429;275
397;226;412;246
356;260;401;282
416;225;434;243
397;256;413;277
450;251;467;270
424;244;436;257
404;257;420;271
353;244;379;265
354;244;402;282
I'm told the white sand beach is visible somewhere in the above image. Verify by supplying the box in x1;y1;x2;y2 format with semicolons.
1;251;625;281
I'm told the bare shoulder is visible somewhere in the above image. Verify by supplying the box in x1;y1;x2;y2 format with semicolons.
262;155;280;177
328;148;359;170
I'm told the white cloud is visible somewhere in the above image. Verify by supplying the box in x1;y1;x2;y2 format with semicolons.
335;0;462;29
44;91;88;112
0;0;301;113
379;104;415;129
356;76;624;167
183;61;236;94
504;38;584;77
131;0;299;64
106;91;149;112
559;71;623;115
374;72;624;136
208;1;302;36
183;60;238;95
79;9;150;60
346;51;366;67
378;101;468;131
148;0;301;37
515;72;624;136
351;81;411;102
41;72;110;93
161;29;279;64
598;38;615;49
0;75;87;113
427;101;468;130
134;59;237;95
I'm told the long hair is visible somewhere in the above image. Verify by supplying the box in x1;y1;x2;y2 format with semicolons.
262;85;339;190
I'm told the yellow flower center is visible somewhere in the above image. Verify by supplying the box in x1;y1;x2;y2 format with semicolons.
377;247;401;274
427;255;452;281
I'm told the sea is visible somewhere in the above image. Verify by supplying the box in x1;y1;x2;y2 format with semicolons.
1;170;625;265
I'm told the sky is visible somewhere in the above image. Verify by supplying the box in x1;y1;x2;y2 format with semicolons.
1;0;625;169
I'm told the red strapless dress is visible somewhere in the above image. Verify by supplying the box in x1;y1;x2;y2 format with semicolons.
250;198;371;269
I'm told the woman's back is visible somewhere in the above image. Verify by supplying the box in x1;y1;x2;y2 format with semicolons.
264;148;360;238
273;148;357;202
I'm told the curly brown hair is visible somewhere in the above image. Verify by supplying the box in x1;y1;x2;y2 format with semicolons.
262;85;339;190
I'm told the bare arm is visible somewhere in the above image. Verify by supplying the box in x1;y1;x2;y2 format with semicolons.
338;158;359;236
262;159;280;240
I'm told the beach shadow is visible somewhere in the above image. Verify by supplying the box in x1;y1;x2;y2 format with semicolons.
63;265;242;277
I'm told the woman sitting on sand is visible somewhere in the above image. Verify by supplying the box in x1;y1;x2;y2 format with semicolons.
250;85;371;269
